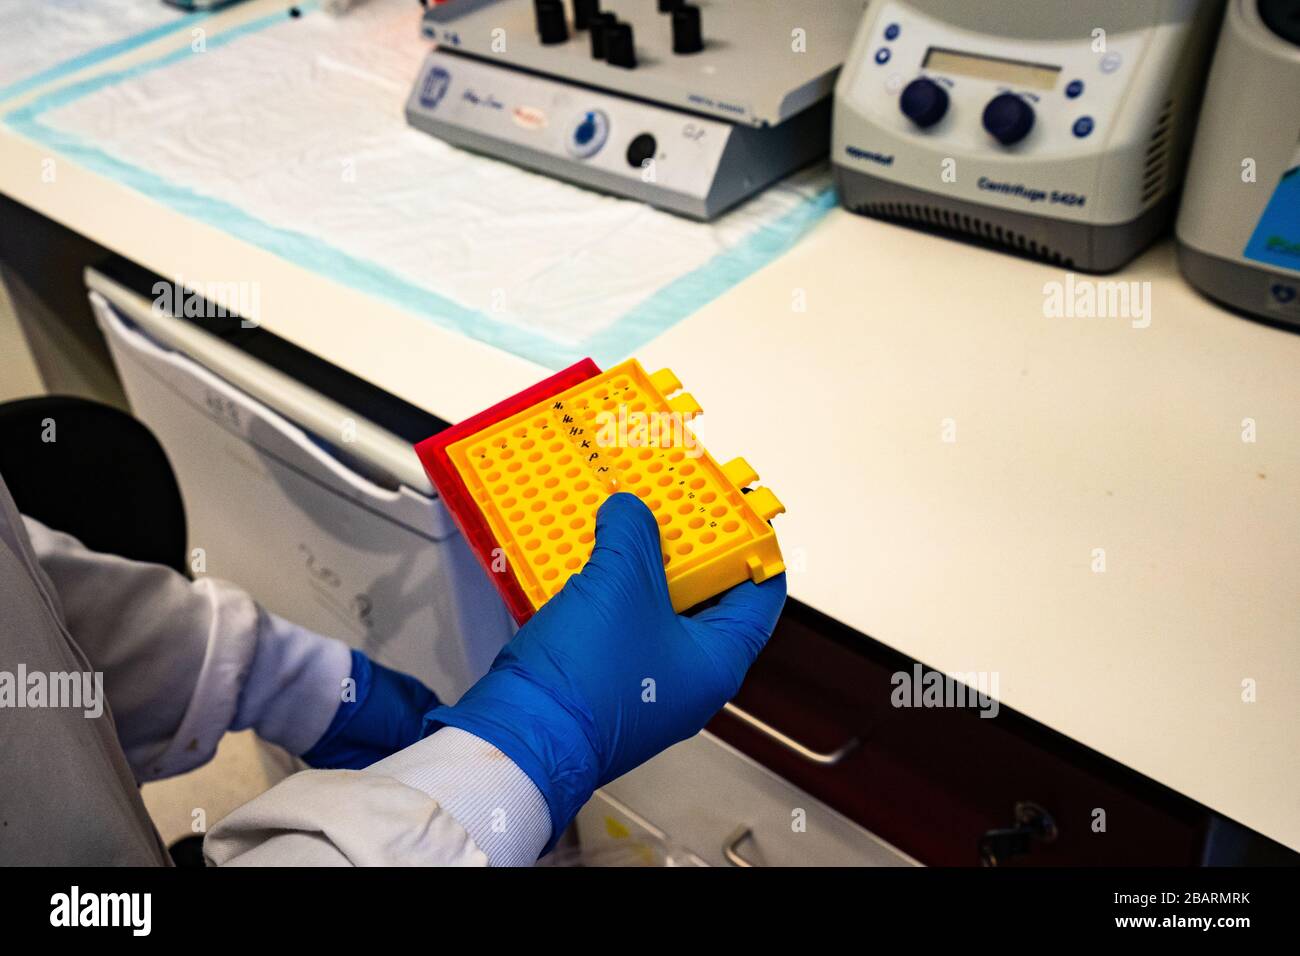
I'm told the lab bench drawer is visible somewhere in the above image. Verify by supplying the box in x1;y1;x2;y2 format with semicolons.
706;602;1211;867
570;792;706;867
598;732;918;867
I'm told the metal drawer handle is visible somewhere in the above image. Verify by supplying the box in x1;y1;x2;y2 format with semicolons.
723;826;757;868
722;702;860;767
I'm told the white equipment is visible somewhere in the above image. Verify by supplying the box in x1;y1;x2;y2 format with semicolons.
833;0;1225;272
86;265;515;703
406;0;864;220
1176;0;1300;325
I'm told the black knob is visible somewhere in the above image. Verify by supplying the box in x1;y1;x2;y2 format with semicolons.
672;4;703;54
590;12;616;58
535;0;568;45
627;133;657;169
573;0;599;31
605;22;637;68
982;92;1035;146
899;77;949;128
658;0;684;12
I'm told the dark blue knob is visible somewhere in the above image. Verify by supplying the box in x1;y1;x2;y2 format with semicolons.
982;92;1035;145
899;77;949;128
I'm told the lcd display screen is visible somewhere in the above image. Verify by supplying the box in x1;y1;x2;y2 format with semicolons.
923;47;1061;91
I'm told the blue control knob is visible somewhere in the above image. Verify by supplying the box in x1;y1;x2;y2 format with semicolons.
566;109;609;159
982;92;1035;145
899;77;949;128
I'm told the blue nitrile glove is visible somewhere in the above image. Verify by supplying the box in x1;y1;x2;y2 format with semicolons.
423;492;787;848
302;649;439;770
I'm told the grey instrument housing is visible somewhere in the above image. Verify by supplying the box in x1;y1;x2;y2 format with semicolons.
1176;0;1300;327
407;0;864;219
833;0;1224;272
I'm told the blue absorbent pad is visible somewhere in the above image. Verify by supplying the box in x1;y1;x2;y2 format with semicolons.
4;0;834;368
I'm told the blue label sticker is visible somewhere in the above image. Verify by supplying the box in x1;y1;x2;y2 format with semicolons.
1244;154;1300;274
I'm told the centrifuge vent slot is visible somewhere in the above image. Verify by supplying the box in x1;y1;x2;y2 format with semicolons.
856;201;1075;269
1141;99;1174;205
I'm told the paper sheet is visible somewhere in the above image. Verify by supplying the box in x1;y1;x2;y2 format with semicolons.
7;0;832;367
0;0;195;102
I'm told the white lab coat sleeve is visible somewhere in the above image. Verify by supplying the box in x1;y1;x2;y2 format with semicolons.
204;728;552;866
20;516;352;782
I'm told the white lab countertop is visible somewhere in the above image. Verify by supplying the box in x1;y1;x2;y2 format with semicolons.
1;0;1296;852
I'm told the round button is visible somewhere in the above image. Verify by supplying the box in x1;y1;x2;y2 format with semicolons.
875;47;891;65
1100;51;1122;73
566;109;610;159
982;92;1035;146
884;23;901;41
626;133;657;169
1072;116;1095;138
899;77;949;128
1066;79;1084;98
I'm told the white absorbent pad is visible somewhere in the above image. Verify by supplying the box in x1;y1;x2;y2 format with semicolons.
5;0;832;367
0;0;196;103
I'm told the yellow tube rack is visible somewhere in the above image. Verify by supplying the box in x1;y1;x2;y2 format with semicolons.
444;358;785;616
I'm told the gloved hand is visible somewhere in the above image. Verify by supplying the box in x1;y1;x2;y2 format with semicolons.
424;492;787;848
302;649;439;770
